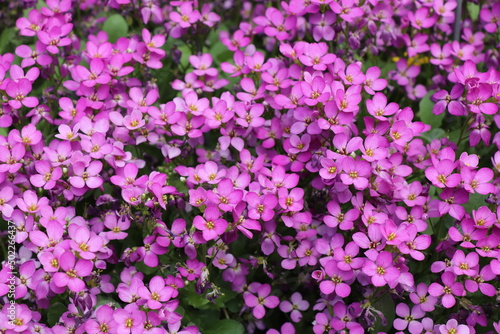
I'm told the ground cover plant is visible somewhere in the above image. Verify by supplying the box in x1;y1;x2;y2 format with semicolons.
0;0;499;333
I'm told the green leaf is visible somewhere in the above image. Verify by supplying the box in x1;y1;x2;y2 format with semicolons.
103;14;128;43
0;28;16;54
467;3;480;21
463;193;488;212
205;319;245;334
420;128;445;143
47;302;67;326
419;91;444;129
372;292;395;332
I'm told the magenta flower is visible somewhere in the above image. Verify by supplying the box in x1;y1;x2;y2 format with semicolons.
29;160;62;190
178;259;205;281
0;186;15;217
467;83;498;115
432;84;466;116
465;265;497;296
398;225;431;261
85;305;118;334
139;235;168;267
69;225;104;260
114;304;146;334
69;161;103;189
461;167;495;194
246;192;277;221
451;250;479;276
37;25;73;54
138;276;173;310
299;43;336;71
6;78;39;109
437;188;469;220
324;200;359;230
278;187;304;212
16;190;49;213
362;251;400;287
170;3;200;28
333;242;364;270
280;292;309;323
366;92;399;120
110;163;149;188
425;159;461;188
206;178;243;212
193;205;228;241
428;272;465;308
341;157;370;190
393;303;425;333
439;319;470;334
4;304;32;333
409;283;438;312
243;283;279;319
53;251;93;292
319;260;353;297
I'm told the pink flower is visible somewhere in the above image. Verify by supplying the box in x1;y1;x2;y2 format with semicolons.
69;225;104;260
299;43;336;71
243;283;279;319
85;305;118;334
69;161;104;189
30;160;62;190
114;304;146;334
425;159;461;188
138;276;173;309
362;251;400;286
461;167;495;194
37;25;73;54
278;187;304;212
451;250;479;276
0;186;15;217
467;83;498;115
340;157;370;190
428;272;465;308
16;190;49;213
75;58;111;87
170;3;200;28
206;178;243;212
4;304;32;333
53;251;93;292
246;192;277;221
319;260;353;297
6;78;39;109
280;292;309;322
366;92;398;120
439;319;470;334
393;303;425;333
193;205;228;241
409;283;438;312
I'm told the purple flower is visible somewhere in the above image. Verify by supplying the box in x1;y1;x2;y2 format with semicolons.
243;283;280;319
319;260;353;297
439;319;470;334
6;78;38;109
393;303;425;333
69;160;104;189
53;251;93;292
467;83;498;114
193;205;228;241
425;159;461;188
362;251;400;287
428;272;465;308
280;292;309;322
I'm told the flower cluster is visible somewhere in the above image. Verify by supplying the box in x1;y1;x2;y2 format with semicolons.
0;0;499;333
